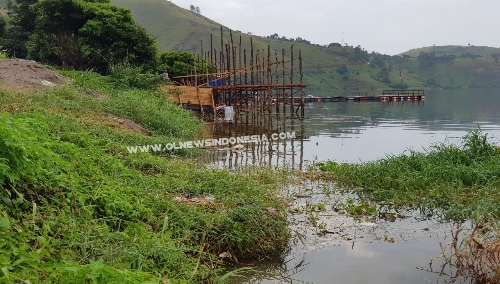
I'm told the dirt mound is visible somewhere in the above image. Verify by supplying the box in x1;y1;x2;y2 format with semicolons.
104;113;150;135
84;88;109;100
0;59;71;91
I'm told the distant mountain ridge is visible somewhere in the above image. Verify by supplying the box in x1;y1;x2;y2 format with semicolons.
401;45;500;58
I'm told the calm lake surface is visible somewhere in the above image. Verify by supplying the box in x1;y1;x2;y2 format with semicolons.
205;89;500;284
205;89;500;169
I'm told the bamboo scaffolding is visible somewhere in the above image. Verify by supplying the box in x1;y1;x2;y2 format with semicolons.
166;28;307;121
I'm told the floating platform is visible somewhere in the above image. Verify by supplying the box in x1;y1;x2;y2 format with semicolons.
274;94;425;104
286;90;425;103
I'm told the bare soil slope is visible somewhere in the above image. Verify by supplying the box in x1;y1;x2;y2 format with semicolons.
0;59;71;91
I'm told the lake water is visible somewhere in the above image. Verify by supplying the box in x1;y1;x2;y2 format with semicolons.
205;89;500;284
205;89;500;169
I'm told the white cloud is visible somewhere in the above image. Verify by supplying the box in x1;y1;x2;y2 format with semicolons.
345;242;377;258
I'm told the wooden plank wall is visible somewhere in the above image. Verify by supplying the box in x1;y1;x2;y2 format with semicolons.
161;86;214;107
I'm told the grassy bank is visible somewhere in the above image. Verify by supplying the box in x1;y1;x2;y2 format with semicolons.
0;69;291;283
317;129;500;221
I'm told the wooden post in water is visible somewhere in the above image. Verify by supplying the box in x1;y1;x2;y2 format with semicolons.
290;45;294;118
267;45;272;114
282;49;286;114
274;49;279;113
244;49;249;111
299;50;305;117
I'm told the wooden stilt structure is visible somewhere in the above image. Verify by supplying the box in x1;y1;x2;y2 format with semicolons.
162;28;308;121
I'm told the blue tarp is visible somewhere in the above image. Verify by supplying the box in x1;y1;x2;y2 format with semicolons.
207;78;223;87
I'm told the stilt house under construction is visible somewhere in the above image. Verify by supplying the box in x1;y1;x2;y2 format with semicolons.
161;28;308;120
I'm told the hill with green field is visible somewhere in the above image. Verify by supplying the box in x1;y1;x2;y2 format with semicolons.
395;56;500;89
401;45;500;58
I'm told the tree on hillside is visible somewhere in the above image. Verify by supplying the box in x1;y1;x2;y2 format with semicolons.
417;51;437;69
491;53;500;63
336;65;348;75
157;51;216;79
295;36;310;45
25;0;157;72
370;52;386;69
0;17;5;38
351;45;368;62
376;68;391;84
189;4;195;12
328;42;341;48
269;33;279;40
1;0;38;57
195;6;200;14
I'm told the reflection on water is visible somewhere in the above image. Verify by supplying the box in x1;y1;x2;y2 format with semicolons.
202;113;310;170
203;89;500;166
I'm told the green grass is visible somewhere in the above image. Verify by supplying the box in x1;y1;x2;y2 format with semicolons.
0;69;292;283
317;128;500;221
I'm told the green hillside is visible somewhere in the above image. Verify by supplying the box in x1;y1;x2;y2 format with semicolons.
111;0;423;91
111;0;500;91
109;1;352;72
401;45;500;58
397;56;500;89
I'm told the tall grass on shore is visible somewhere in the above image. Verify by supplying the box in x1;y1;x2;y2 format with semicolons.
319;129;500;283
318;129;500;221
0;69;292;283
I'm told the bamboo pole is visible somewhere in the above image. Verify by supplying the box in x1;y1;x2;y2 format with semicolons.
244;49;248;110
299;50;305;117
267;45;272;113
290;45;294;117
282;48;286;114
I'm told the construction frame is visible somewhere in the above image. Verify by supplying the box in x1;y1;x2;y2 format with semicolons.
162;27;308;121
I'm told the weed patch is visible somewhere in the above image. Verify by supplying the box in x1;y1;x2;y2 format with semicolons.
0;70;291;282
318;128;500;222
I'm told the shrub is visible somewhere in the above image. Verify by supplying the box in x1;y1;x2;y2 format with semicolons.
108;62;163;90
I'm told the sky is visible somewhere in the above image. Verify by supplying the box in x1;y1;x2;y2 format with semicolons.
170;0;499;55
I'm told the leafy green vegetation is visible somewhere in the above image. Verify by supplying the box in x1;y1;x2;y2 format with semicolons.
156;51;216;79
0;17;5;37
0;46;7;59
318;129;500;221
1;0;157;72
0;68;291;282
